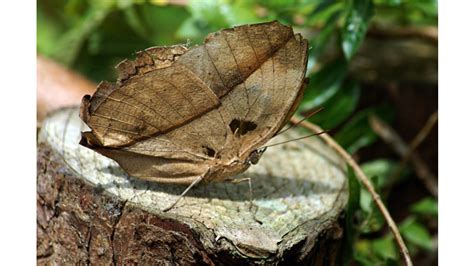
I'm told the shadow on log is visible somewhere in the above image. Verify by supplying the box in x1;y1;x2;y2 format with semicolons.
37;107;348;265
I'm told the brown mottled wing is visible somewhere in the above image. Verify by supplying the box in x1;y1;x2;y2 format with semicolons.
177;21;308;158
235;29;308;155
80;45;222;147
80;21;300;183
158;20;304;156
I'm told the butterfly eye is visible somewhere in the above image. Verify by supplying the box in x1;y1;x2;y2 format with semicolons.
247;151;259;165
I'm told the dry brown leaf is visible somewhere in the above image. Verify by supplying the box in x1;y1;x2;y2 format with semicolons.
80;21;308;184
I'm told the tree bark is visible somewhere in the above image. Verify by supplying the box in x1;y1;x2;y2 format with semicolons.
37;107;348;265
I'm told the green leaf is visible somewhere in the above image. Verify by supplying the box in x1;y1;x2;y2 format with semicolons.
361;159;397;188
257;0;299;10
176;17;204;41
299;60;361;130
341;165;361;265
372;236;397;260
309;79;360;129
299;59;348;111
400;216;433;250
132;4;191;45
354;239;373;265
310;9;342;61
257;0;319;20
354;239;397;265
376;0;402;6
346;165;361;219
341;0;374;59
52;2;115;66
359;176;385;233
186;0;230;30
218;1;262;26
37;6;67;57
122;6;150;40
410;197;438;217
334;105;394;153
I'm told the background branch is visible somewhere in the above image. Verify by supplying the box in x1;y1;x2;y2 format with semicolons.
369;114;438;197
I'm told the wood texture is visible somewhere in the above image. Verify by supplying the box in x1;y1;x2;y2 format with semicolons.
37;107;348;265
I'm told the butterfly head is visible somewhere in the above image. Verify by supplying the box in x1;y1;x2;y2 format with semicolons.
246;147;267;165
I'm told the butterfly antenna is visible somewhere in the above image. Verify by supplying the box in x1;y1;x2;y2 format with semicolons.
262;130;329;149
276;107;324;136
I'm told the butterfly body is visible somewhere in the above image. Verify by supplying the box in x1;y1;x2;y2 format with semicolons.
80;21;308;185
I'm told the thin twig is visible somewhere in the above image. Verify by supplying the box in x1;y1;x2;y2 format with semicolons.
291;117;413;266
369;114;438;197
389;111;438;196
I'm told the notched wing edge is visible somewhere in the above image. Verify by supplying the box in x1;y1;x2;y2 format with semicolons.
115;45;188;84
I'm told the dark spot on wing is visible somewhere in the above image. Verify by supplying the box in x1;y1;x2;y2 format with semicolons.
229;119;257;136
203;146;216;157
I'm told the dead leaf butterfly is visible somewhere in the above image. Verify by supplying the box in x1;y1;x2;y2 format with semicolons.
79;21;308;208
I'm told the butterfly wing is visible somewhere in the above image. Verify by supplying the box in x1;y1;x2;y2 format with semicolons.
212;22;309;158
80;21;307;183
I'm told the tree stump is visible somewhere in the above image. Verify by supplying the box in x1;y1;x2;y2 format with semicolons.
37;107;348;265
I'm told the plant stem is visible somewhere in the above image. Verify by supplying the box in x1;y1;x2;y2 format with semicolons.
291;117;413;266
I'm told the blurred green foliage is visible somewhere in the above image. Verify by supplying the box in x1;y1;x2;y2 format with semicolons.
37;0;438;264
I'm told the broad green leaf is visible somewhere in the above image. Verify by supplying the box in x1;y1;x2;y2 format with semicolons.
186;0;230;30
308;0;344;25
257;0;300;10
411;0;438;17
347;165;361;220
52;2;115;66
354;239;373;265
176;17;204;41
219;1;262;26
359;190;385;233
354;238;398;265
341;0;374;59
117;0;146;9
257;0;319;18
308;79;360;129
361;159;398;188
359;176;385;233
372;236;397;260
334;105;394;153
359;176;378;213
373;0;401;6
341;165;361;265
74;9;152;81
299;59;347;111
410;197;438;217
122;6;150;40
310;9;341;61
182;0;263;43
132;4;190;45
400;216;433;250
37;7;66;57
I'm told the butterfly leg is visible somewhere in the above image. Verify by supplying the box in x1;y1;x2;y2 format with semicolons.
229;177;262;224
162;169;210;212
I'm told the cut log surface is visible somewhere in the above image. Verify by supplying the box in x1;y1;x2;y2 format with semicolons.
37;107;348;265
